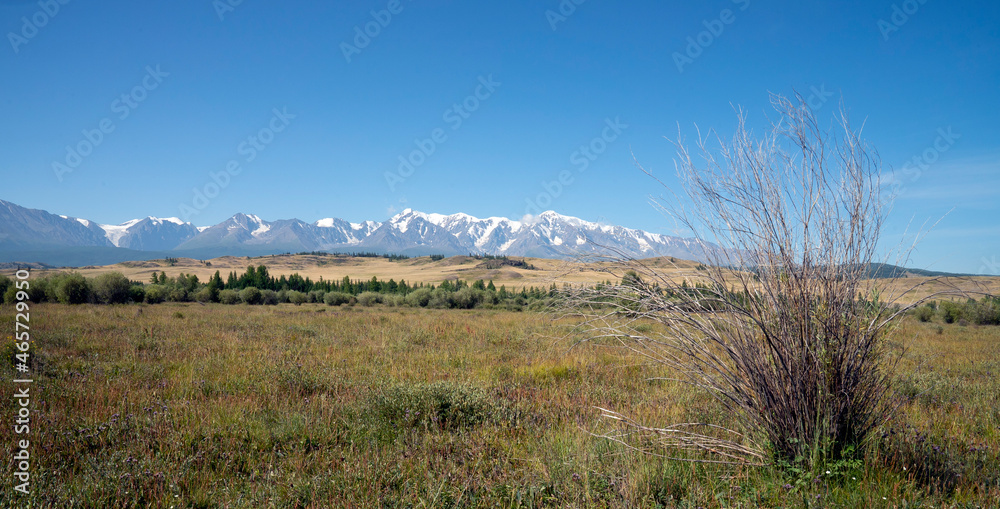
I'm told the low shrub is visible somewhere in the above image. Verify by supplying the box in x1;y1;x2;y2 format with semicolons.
287;290;308;305
939;301;963;324
404;288;432;307
355;292;382;307
144;285;167;304
915;305;934;323
323;292;352;306
239;287;262;305
260;289;279;306
218;289;240;305
372;381;494;432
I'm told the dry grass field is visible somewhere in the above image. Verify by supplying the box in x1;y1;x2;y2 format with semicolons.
2;301;998;508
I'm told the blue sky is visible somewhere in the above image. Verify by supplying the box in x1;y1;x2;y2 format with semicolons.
1;0;998;273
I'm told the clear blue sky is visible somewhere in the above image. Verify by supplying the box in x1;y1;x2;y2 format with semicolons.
1;0;997;273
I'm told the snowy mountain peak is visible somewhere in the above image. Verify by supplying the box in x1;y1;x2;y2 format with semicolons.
0;198;715;262
148;216;187;226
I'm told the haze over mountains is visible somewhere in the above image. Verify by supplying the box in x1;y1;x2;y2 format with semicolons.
0;199;711;267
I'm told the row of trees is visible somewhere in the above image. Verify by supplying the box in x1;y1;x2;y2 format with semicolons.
913;298;1000;325
0;272;134;305
149;264;537;297
0;267;565;311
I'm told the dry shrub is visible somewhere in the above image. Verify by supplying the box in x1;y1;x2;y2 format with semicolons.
566;95;972;472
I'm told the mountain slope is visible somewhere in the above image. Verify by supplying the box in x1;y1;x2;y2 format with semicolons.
0;199;113;249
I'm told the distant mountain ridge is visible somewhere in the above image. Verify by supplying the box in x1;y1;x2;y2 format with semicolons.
0;199;710;266
0;200;985;277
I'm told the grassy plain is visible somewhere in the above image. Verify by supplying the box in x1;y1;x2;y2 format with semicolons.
1;303;999;508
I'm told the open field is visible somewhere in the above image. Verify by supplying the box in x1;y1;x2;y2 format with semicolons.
16;253;1000;306
2;303;998;508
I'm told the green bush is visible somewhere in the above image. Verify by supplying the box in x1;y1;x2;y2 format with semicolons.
404;288;432;307
128;284;146;303
144;285;167;304
967;297;1000;325
92;272;132;304
372;381;494;432
323;291;352;306
383;294;405;307
55;273;91;304
239;287;262;305
915;305;934;323
218;289;240;305
194;288;213;303
428;288;453;309
355;291;382;307
287;290;308;305
939;301;963;324
260;289;279;306
3;285;17;305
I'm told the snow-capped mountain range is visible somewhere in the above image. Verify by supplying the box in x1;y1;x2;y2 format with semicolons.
0;199;713;265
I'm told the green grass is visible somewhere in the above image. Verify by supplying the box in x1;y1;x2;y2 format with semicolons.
2;303;998;507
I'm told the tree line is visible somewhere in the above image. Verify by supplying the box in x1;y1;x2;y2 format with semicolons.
2;267;995;322
0;265;567;311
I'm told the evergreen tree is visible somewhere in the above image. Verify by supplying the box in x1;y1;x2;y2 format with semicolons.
255;265;269;289
207;270;223;302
